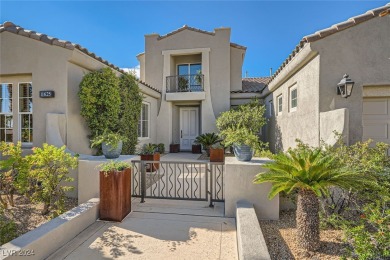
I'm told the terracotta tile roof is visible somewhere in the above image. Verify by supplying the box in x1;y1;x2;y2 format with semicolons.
157;25;247;50
0;21;161;94
231;77;269;93
268;3;390;84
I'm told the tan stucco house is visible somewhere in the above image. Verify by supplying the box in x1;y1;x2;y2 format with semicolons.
0;21;160;155
0;3;389;155
262;3;390;152
136;25;258;151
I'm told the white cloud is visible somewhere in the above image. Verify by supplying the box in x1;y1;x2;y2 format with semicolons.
121;65;140;79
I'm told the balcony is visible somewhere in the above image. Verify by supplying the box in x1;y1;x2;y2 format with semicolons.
165;74;206;102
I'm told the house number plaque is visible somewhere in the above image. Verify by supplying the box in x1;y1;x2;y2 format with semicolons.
39;90;55;98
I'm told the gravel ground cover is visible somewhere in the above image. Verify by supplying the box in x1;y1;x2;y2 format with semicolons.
2;195;78;242
259;210;346;260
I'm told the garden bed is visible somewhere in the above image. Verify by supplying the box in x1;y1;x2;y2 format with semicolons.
260;210;346;259
1;195;78;244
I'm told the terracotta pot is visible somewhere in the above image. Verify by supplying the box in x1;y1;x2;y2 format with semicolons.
99;168;131;222
192;144;202;154
210;148;225;162
169;144;180;153
140;152;160;172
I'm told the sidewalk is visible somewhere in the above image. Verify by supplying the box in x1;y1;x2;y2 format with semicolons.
48;199;237;260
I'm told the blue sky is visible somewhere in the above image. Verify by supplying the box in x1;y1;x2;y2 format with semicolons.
1;1;388;77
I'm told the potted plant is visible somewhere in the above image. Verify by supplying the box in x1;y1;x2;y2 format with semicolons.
216;99;267;161
157;143;165;154
169;142;180;153
194;133;222;157
139;143;160;172
210;144;225;162
91;130;128;159
192;143;202;154
99;160;131;222
178;76;189;92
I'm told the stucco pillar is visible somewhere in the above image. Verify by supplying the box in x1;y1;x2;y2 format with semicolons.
157;52;173;149
201;50;217;133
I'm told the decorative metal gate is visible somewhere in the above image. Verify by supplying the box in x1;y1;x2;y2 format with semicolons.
131;160;224;205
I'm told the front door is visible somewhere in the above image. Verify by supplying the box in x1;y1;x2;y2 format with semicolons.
180;107;199;151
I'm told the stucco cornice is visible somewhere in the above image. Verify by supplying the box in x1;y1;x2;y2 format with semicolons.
268;3;389;85
162;48;211;56
0;21;161;95
268;44;318;92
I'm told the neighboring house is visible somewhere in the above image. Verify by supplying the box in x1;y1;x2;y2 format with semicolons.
0;21;160;155
263;3;390;152
137;25;251;151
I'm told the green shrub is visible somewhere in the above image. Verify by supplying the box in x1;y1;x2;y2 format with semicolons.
98;160;131;175
342;202;390;259
216;99;268;152
157;143;165;154
0;142;29;208
90;130;128;150
79;68;121;154
0;215;17;245
27;144;78;217
118;74;143;154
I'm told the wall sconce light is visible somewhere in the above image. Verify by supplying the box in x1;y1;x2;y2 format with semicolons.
337;74;354;98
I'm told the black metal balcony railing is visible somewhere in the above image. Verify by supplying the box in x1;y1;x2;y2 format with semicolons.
166;74;204;93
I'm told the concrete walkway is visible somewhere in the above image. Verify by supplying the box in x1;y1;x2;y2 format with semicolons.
48;199;237;260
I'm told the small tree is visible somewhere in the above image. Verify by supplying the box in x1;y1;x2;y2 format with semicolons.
0;142;29;208
27;144;78;217
216;99;267;151
79;68;121;153
254;143;376;251
118;73;143;154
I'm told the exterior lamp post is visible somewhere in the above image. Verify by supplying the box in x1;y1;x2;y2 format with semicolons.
337;74;355;98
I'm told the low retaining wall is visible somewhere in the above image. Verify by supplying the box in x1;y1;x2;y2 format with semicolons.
225;157;279;220
78;155;136;204
236;200;271;260
0;198;99;260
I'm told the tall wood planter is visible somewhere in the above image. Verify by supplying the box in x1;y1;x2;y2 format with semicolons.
100;168;131;222
140;152;160;172
210;148;225;162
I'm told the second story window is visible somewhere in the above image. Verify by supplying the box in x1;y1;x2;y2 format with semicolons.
177;63;202;92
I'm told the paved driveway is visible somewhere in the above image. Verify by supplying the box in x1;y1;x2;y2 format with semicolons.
48;199;237;260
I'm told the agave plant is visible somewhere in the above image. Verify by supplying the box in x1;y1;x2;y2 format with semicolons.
194;133;222;156
253;143;376;251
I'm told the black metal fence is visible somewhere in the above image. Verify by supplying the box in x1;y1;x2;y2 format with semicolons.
166;74;204;93
131;160;224;206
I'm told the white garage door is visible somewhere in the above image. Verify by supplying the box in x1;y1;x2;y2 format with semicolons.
362;98;390;150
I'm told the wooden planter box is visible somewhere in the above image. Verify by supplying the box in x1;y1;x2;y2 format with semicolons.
100;168;131;222
210;148;225;162
169;144;180;153
140;152;160;172
192;144;202;154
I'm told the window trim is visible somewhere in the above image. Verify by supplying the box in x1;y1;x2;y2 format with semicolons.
277;94;283;115
269;100;273;118
0;83;14;143
18;82;33;147
138;101;150;139
289;85;298;112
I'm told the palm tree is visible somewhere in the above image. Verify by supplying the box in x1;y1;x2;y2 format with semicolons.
194;133;222;156
254;145;375;251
